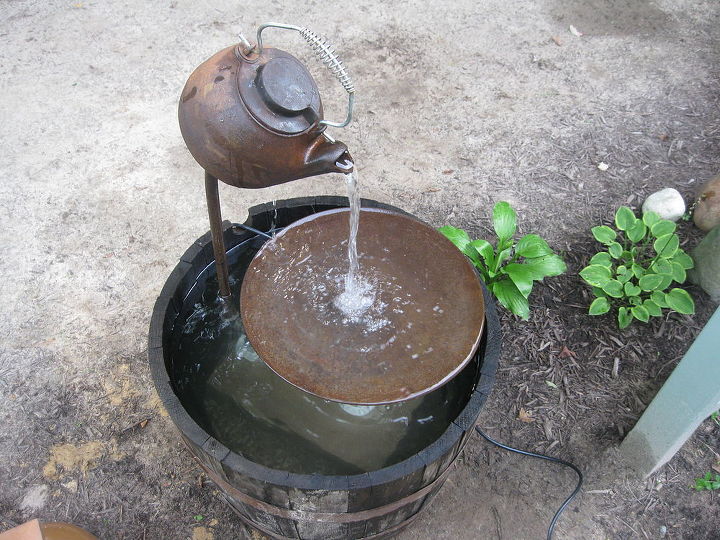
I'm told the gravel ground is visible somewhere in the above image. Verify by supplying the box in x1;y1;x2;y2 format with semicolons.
1;1;719;538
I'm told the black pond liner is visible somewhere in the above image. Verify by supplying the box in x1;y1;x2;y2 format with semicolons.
148;197;501;539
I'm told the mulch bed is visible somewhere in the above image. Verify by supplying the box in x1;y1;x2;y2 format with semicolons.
474;216;718;538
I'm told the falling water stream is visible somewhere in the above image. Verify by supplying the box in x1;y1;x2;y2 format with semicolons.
345;171;361;288
334;171;376;320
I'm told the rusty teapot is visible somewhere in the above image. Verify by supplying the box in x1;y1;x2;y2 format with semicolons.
178;23;355;298
178;22;354;189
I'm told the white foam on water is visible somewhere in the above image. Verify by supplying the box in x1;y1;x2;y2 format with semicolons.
334;275;375;319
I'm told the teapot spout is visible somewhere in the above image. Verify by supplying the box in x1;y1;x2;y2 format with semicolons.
304;137;354;176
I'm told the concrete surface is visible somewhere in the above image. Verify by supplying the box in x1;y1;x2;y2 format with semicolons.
1;1;719;539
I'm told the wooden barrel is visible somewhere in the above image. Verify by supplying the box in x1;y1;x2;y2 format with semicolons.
148;197;501;539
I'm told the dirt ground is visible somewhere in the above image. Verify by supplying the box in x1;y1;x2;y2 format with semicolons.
1;0;719;539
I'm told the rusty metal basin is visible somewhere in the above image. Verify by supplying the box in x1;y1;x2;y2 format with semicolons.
240;208;485;404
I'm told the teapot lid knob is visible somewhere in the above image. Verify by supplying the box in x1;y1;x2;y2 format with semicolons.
257;57;315;116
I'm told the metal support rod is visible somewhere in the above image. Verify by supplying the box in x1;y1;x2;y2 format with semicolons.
204;172;231;298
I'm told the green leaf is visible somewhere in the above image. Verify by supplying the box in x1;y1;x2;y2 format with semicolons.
440;226;485;268
618;307;633;329
580;265;612;287
589;252;612;267
592;286;607;298
693;473;720;491
494;246;513;272
497;236;514;252
602;279;624;298
524;254;567;279
592;225;617;245
631;264;645;279
624;282;641;296
670;261;686;284
492;279;530;320
461;245;483;267
589;297;610;315
469;238;495;266
651;220;677;237
651;290;668;308
439;226;472;252
626;220;647;243
608;242;623;259
658;274;673;290
639;273;665;291
631;305;649;322
642;211;660;228
617;272;631;284
651;259;673;275
515;234;553;258
653;234;679;258
643;299;662;317
665;288;695;315
493;202;517;244
673;251;694;270
615;206;637;231
504;263;534;298
616;265;628;274
629;296;642;305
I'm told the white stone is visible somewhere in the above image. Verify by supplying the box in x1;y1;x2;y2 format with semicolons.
642;188;686;222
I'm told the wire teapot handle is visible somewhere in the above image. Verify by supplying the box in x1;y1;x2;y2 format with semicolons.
241;23;355;129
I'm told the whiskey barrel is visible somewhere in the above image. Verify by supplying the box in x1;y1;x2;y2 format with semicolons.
148;197;501;539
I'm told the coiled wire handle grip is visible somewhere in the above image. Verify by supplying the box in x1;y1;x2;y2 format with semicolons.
253;22;355;128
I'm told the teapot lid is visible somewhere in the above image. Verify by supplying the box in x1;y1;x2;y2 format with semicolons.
238;48;323;135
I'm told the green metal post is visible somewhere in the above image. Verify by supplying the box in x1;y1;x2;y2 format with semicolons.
620;307;720;477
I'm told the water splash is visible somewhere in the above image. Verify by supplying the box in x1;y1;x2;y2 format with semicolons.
334;276;375;319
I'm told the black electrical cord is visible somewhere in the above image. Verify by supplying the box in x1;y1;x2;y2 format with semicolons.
474;426;583;540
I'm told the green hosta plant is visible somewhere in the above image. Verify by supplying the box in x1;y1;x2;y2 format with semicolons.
439;202;566;320
692;472;720;491
580;206;695;329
